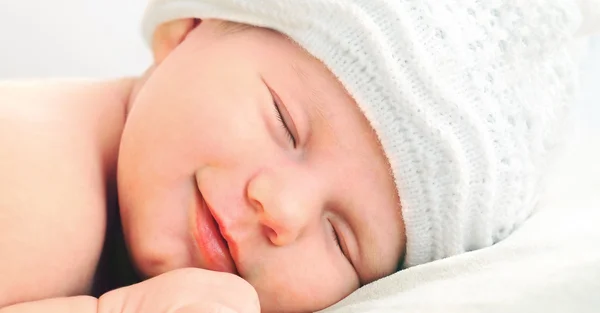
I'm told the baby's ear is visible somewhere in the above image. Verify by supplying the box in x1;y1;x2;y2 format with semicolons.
152;18;200;64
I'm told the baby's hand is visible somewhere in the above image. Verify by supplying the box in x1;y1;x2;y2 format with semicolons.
100;268;259;313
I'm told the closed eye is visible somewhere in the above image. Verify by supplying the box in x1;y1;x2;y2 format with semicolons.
330;220;360;282
329;220;342;250
329;220;352;265
263;82;298;149
272;99;296;148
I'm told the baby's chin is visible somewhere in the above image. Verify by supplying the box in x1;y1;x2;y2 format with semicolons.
122;228;196;279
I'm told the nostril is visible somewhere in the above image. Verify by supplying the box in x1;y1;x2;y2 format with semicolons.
262;225;278;244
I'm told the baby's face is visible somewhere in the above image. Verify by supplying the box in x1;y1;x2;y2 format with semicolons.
118;20;405;312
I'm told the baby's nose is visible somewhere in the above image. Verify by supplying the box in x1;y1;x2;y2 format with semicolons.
246;168;323;246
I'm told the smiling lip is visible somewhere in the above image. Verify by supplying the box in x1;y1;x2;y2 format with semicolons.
193;193;238;275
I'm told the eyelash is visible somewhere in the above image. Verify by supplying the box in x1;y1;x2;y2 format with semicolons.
272;100;297;148
330;220;358;277
329;220;343;252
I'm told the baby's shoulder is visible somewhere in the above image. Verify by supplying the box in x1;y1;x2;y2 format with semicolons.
0;78;133;307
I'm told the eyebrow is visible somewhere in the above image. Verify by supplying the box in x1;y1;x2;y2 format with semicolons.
291;63;323;110
217;21;253;36
289;62;333;132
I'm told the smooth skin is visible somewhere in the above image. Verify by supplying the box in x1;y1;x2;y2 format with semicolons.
0;19;405;313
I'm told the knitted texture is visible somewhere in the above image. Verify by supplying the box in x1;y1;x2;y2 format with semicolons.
141;0;584;268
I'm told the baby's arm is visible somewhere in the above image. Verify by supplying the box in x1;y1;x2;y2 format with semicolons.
0;79;132;306
0;268;260;313
0;297;97;313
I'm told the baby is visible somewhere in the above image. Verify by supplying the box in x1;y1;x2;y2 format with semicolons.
0;0;589;312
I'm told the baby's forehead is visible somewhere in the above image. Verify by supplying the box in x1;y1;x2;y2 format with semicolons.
218;24;351;105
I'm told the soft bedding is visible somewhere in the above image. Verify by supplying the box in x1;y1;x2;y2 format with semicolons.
321;206;600;313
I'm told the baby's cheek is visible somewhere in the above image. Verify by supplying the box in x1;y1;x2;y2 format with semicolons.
252;258;356;312
194;107;272;166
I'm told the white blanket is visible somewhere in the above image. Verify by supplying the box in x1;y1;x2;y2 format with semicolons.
322;207;600;313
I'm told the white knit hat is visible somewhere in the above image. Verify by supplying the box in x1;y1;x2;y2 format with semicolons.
141;0;586;268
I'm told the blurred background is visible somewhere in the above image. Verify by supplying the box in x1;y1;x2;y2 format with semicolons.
0;0;598;207
0;0;151;79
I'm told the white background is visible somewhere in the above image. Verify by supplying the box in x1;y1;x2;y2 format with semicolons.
0;0;598;207
0;0;151;80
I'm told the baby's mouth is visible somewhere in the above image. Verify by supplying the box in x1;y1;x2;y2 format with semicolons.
193;191;238;275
